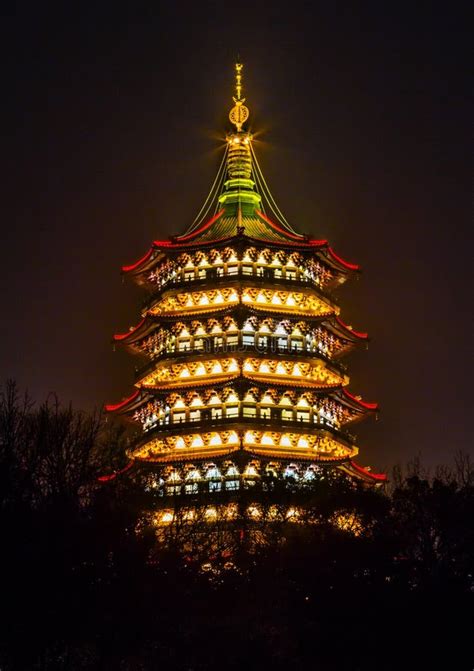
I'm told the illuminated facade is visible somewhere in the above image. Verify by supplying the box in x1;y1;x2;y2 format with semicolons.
107;64;386;496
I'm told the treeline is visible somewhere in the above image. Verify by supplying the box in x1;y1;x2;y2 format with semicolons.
0;380;473;670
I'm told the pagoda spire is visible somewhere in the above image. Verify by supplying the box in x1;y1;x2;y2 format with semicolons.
229;62;249;132
219;62;258;217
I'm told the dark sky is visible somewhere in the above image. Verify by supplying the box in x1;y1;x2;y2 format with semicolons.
2;3;472;472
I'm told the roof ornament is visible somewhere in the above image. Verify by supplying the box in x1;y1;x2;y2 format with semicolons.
229;62;249;132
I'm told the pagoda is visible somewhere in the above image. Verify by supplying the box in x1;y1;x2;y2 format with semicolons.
106;63;386;497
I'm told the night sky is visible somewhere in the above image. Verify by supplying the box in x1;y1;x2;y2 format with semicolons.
2;3;471;472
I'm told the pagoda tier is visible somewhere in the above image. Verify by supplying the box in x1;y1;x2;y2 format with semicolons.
116;312;366;364
122;233;359;290
107;63;386;489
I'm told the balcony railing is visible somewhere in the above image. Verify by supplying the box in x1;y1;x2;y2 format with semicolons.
135;339;347;381
141;268;339;311
139;412;356;445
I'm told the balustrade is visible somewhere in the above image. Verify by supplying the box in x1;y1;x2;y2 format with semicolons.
141;403;353;440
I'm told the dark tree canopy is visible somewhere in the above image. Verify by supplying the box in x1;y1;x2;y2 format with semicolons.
0;381;472;670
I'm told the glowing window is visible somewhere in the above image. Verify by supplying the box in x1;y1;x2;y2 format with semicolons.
296;410;310;422
243;406;256;418
191;436;204;448
290;340;303;352
206;466;221;479
244;465;258;476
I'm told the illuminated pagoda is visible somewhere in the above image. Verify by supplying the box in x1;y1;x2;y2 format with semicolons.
107;63;386;497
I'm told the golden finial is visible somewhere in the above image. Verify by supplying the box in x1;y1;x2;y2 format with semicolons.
235;62;243;101
229;62;249;132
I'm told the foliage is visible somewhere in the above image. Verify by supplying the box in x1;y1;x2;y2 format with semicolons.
0;380;472;670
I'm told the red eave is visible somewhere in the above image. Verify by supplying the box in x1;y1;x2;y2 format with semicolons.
113;317;147;342
175;209;225;242
343;389;378;410
327;247;360;271
335;316;368;340
255;210;307;242
151;234;328;251
105;389;140;412
350;460;387;482
97;460;135;482
122;247;154;273
152;235;233;249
